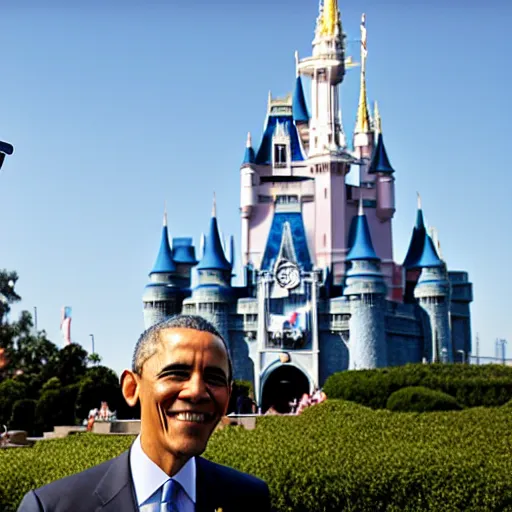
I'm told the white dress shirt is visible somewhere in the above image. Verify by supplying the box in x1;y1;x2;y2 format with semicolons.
130;435;196;512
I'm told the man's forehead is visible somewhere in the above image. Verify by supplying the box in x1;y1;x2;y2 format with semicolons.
153;328;229;364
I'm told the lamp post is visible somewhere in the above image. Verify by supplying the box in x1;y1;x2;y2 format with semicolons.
0;141;14;171
89;334;95;355
456;349;465;364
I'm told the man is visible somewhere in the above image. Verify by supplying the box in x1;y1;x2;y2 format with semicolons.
18;315;271;511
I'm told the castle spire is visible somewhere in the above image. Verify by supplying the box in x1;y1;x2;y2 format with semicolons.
319;0;339;37
163;201;167;226
374;101;382;135
150;208;176;274
354;13;370;135
346;199;379;261
197;197;231;271
403;193;427;269
242;132;256;165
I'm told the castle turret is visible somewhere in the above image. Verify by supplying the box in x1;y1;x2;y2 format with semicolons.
413;229;453;363
0;141;14;171
344;199;387;369
171;237;197;289
368;128;396;221
183;196;233;346
240;132;257;266
142;210;182;329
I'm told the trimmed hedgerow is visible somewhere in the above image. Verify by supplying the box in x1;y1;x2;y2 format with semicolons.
323;363;512;409
3;400;512;511
386;386;462;413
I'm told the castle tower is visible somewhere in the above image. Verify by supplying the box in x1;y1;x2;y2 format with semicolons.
413;229;453;363
0;141;14;171
293;51;310;150
343;199;387;369
142;210;182;329
183;196;233;346
295;0;352;278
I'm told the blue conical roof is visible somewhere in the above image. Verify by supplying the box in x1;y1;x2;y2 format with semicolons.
242;132;256;166
292;76;309;123
403;201;426;269
368;133;395;174
346;205;379;261
242;146;255;165
151;220;176;273
196;211;231;271
415;231;443;269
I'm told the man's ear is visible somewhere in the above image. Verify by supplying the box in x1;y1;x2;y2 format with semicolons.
121;369;140;407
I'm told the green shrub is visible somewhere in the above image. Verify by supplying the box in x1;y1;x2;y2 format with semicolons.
9;399;37;433
41;377;61;393
0;379;27;425
386;386;462;413
2;400;512;511
35;385;79;433
323;363;512;409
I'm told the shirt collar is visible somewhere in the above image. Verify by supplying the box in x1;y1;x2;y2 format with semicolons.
130;435;196;505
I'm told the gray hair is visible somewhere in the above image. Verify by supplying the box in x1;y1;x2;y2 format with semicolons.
132;315;233;381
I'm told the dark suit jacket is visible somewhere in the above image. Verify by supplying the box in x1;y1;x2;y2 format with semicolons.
17;449;271;512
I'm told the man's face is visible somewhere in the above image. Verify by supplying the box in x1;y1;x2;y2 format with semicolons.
137;328;231;463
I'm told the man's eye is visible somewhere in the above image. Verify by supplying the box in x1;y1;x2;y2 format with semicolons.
206;375;227;386
164;371;189;380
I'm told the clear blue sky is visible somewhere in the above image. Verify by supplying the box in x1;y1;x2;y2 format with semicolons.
1;0;510;376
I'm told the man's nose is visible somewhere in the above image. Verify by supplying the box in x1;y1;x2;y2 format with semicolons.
181;373;210;402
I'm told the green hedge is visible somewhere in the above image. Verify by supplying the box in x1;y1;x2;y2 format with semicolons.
386;386;463;413
323;363;512;409
2;400;512;511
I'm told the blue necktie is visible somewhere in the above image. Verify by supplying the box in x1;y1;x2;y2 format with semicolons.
160;479;180;512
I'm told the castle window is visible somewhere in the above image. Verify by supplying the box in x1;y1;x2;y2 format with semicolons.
274;144;287;168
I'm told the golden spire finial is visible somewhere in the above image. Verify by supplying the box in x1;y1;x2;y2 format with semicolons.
354;13;370;134
319;0;339;37
212;192;217;218
374;101;382;135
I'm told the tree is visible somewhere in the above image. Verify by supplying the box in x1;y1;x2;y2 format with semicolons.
87;353;102;366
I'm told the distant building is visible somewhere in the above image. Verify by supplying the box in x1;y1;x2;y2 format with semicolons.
142;0;472;412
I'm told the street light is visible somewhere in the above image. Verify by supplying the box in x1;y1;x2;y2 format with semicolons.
456;349;466;364
0;141;14;171
89;334;95;355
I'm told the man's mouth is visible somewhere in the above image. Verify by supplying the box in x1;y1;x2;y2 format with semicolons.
168;411;214;424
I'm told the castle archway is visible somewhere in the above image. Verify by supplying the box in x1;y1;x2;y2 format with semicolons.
261;364;310;413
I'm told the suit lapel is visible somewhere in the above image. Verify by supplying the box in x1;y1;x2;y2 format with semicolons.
93;450;139;512
196;457;222;512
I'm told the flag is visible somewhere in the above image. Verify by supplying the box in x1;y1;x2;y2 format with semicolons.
60;306;72;346
361;13;368;60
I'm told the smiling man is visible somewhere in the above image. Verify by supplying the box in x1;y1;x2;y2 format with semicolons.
17;315;271;512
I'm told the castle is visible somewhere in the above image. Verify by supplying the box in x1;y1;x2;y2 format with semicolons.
142;0;473;412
